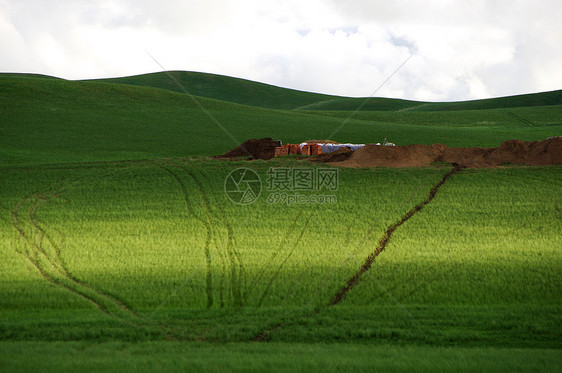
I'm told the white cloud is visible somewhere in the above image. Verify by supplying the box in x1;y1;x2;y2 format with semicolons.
0;0;560;100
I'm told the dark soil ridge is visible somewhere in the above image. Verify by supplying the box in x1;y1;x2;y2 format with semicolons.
253;165;462;341
253;322;284;342
325;138;562;168
330;164;463;306
216;138;561;168
214;138;277;160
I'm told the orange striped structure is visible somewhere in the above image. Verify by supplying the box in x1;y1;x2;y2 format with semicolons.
274;146;289;157
309;144;322;155
288;144;301;155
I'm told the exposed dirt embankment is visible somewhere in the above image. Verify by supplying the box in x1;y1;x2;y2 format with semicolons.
215;138;278;160
323;138;562;168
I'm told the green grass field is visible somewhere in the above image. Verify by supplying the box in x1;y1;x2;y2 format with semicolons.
1;71;561;371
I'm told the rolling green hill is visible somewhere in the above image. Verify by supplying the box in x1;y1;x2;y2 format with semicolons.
294;90;562;111
90;70;340;110
1;73;560;166
91;70;562;111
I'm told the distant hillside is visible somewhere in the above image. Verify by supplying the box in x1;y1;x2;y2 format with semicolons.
90;71;339;111
1;73;560;166
408;90;562;111
296;90;562;111
1;73;62;80
92;71;562;112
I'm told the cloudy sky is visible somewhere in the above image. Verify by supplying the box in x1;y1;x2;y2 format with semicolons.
1;0;560;101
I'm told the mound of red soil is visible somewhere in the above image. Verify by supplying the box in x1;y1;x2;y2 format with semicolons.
327;138;562;168
215;138;278;160
313;146;354;162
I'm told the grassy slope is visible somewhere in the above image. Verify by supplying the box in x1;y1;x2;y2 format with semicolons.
90;70;340;110
294;90;562;111
92;70;562;111
302;105;562;127
1;74;561;167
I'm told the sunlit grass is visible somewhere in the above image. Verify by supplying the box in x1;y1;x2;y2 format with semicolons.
1;159;560;347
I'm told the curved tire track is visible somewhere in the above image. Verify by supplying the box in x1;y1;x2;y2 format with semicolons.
253;165;462;341
257;214;311;308
161;161;243;308
28;196;139;316
158;164;216;309
11;185;140;319
185;166;244;307
330;165;462;305
244;211;304;304
9;163;205;340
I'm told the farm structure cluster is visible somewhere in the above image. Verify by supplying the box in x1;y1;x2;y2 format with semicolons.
274;142;370;157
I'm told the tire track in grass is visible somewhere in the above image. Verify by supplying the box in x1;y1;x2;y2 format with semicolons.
28;196;140;316
367;262;457;305
256;214;312;308
7;162;209;340
11;187;140;319
185;166;244;307
198;170;313;308
253;214;319;342
330;165;463;306
10;166;154;315
243;211;304;305
159;164;216;309
341;173;429;265
198;168;249;304
185;168;236;305
507;111;534;127
196;173;234;307
12;199;109;314
253;165;462;341
161;161;237;308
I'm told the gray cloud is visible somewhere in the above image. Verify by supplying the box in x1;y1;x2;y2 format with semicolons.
0;0;560;100
389;34;418;55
